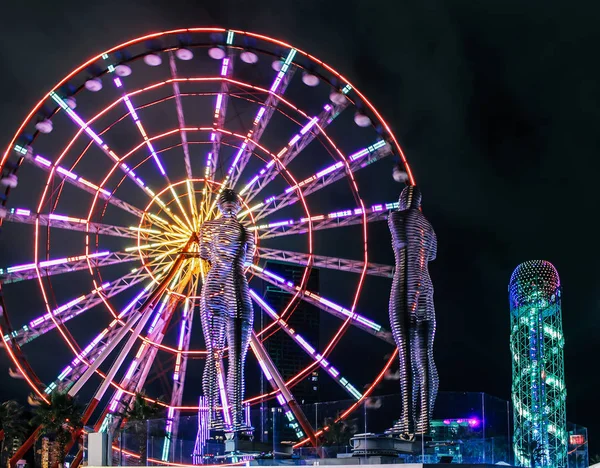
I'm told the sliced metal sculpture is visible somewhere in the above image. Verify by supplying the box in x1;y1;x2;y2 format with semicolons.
388;185;438;437
199;189;255;431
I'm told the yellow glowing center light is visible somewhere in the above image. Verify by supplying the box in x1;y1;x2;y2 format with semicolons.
132;178;256;298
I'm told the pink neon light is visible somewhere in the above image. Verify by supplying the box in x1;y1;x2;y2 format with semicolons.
316;162;343;179
48;213;86;223
56;166;78;180
35;155;51;167
300;117;318;135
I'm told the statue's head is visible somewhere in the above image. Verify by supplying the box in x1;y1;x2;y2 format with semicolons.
217;188;241;216
398;185;422;210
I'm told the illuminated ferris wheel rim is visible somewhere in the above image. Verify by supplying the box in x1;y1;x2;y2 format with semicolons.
0;28;414;179
0;28;412;448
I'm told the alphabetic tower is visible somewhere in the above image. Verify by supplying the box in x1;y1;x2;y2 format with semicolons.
509;260;567;467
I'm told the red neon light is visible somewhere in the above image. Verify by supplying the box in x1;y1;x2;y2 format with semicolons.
0;30;411;427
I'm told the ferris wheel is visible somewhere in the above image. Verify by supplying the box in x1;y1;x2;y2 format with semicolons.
0;28;415;463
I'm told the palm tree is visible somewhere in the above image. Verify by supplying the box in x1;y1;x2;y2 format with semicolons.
0;401;28;466
119;393;164;466
31;392;83;468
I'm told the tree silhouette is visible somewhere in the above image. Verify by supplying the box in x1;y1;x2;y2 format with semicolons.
31;392;82;468
0;401;28;466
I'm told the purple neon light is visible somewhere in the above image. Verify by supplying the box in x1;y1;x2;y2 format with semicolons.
51;92;104;146
300;117;318;135
252;265;383;333
6;251;110;274
228;142;248;175
270;49;296;93
214;94;223;117
220;57;230;76
217;368;232;427
121;94;166;176
253;107;266;125
35;155;51;167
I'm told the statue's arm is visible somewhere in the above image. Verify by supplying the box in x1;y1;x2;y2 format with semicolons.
245;227;256;264
429;229;437;262
199;222;212;261
388;211;407;249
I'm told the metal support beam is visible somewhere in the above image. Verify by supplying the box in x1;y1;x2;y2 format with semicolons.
258;247;394;278
252;266;393;344
240;101;349;204
8;268;146;346
253;141;392;221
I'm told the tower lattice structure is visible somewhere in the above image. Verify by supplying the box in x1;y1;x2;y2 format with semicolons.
509;260;567;468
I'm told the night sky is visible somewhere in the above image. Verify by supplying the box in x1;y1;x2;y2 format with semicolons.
1;0;599;456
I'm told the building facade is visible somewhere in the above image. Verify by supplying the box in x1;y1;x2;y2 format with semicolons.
509;260;567;467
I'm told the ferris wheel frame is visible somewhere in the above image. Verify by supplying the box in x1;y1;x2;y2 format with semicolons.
0;27;415;455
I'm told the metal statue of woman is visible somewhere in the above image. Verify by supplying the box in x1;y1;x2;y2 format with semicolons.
388;185;438;438
199;188;255;431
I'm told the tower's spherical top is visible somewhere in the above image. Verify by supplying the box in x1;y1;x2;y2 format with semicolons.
509;260;560;308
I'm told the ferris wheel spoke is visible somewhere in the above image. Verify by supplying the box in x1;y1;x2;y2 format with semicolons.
252;201;395;239
49;92;187;231
46;264;175;394
226;48;297;189
23;149;145;219
10;268;148;347
249;331;317;445
113;78;196;231
250;264;394;344
1;250;140;285
100;292;181;434
250;290;362;401
112;74;171;181
253;140;393;221
168;53;193;180
201;40;236;218
65;248;191;399
258;247;394;278
162;278;198;460
2;208;158;239
239;99;349;205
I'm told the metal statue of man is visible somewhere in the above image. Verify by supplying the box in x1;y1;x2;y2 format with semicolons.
199;188;255;431
388;185;438;438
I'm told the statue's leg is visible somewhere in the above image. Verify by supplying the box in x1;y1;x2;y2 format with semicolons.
411;320;431;435
226;285;254;431
425;318;438;422
389;270;412;435
201;292;227;427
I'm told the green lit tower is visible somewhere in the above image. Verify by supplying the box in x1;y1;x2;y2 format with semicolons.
509;260;567;467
